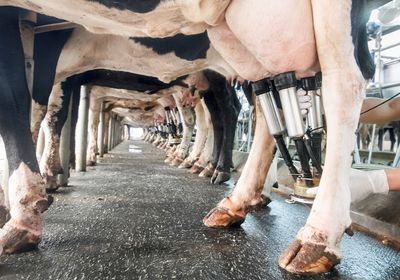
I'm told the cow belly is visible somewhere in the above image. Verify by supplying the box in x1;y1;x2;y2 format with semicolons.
225;0;319;79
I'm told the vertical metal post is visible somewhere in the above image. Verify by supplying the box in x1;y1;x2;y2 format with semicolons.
75;86;90;172
392;145;400;167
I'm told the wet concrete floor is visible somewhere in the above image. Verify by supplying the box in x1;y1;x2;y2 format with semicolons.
1;140;399;280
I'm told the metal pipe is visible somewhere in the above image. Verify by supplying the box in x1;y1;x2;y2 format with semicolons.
274;72;305;138
294;138;313;187
252;79;285;135
275;135;300;181
380;81;400;90
381;41;400;52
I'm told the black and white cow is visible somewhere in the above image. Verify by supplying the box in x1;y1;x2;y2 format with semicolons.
0;0;389;274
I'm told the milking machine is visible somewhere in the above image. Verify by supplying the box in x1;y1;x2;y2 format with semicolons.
253;71;325;204
252;78;300;181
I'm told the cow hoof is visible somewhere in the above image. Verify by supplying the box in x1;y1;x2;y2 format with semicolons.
190;164;204;174
164;157;173;164
0;206;10;228
86;160;96;166
210;171;231;184
0;222;41;254
35;195;54;213
203;197;246;228
199;164;215;178
45;176;60;193
179;159;195;169
248;195;271;211
170;157;183;167
278;226;341;275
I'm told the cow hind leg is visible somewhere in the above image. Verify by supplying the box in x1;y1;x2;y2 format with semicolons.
0;7;48;254
199;89;223;178
211;84;241;184
204;100;275;228
279;0;369;274
39;83;72;192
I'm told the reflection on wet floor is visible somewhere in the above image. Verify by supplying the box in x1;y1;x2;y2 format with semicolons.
0;140;399;280
129;144;143;154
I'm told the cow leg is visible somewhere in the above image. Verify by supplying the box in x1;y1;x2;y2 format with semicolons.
172;107;194;165
69;83;81;170
86;96;101;166
199;91;223;178
171;94;195;166
377;128;384;151
0;7;48;254
204;100;275;228
279;0;366;274
191;99;214;174
31;102;47;148
180;101;207;168
39;83;72;191
211;85;241;184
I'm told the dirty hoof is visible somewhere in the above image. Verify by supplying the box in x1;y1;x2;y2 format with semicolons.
248;195;271;211
179;158;196;169
190;163;204;174
36;195;54;213
0;206;10;228
210;170;231;184
278;226;341;275
170;157;183;167
86;160;97;167
0;223;41;254
203;208;245;229
203;197;246;228
199;163;215;178
45;176;60;193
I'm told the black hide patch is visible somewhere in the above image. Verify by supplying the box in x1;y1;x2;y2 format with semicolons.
131;32;210;61
73;69;187;93
89;0;162;13
351;0;375;79
33;28;73;105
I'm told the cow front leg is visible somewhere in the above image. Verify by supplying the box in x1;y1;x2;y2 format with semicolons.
0;7;48;254
86;96;101;166
39;83;72;191
204;100;275;228
279;0;367;274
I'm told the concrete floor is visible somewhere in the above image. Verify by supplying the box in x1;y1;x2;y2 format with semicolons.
1;140;399;280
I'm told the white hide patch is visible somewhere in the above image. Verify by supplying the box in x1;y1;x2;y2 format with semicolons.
0;0;211;37
54;27;236;84
8;162;45;235
40;84;64;178
30;101;47;144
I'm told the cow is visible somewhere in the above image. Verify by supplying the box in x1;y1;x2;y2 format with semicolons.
0;0;387;274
